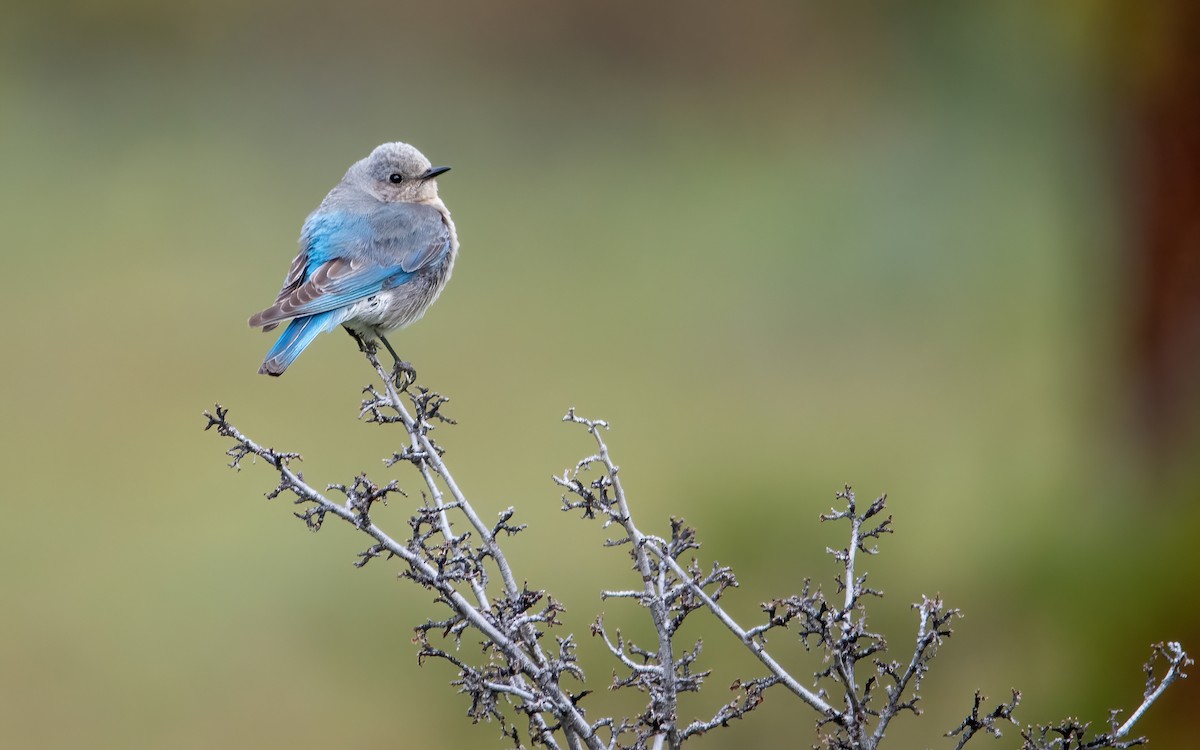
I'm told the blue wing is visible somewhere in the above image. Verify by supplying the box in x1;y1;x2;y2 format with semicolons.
249;201;451;330
257;310;349;375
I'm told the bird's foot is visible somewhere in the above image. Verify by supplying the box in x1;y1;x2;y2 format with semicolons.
392;360;417;391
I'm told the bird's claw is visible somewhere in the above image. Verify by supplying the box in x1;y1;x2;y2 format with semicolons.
393;361;417;391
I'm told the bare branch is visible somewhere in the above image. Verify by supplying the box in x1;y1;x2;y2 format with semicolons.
206;356;1189;750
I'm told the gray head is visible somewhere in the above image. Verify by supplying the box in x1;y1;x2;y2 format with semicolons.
341;142;450;204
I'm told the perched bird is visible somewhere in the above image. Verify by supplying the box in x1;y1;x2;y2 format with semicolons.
249;142;458;376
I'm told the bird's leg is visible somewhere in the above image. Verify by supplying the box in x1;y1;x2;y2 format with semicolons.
378;334;417;391
344;327;376;355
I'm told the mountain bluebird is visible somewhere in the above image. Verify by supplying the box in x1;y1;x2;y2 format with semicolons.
248;141;458;376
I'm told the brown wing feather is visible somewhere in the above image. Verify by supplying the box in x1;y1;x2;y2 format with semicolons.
248;257;367;329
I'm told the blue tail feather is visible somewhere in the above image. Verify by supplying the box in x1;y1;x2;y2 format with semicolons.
259;311;343;375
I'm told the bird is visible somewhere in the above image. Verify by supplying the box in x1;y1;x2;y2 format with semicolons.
248;142;458;376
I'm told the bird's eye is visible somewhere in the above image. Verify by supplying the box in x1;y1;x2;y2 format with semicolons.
389;173;403;184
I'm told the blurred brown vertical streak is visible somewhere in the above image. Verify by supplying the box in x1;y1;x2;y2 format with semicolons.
1126;1;1200;453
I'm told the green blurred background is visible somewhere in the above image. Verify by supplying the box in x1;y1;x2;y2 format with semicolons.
3;1;1198;747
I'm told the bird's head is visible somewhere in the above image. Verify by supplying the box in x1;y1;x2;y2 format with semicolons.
349;141;450;204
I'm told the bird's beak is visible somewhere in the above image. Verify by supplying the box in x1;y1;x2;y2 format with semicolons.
420;166;451;180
